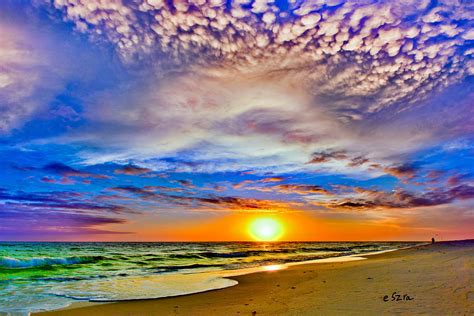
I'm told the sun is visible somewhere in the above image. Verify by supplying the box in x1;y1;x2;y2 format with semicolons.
248;217;284;241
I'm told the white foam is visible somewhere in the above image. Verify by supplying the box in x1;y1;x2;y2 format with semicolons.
49;273;238;302
0;256;93;268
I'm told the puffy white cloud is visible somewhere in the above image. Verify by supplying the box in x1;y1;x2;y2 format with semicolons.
25;0;474;175
41;0;473;116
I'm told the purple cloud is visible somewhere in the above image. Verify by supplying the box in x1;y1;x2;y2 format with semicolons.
313;185;474;211
42;162;109;179
114;164;152;175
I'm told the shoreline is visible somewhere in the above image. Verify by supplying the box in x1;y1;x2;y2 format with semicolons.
214;243;426;278
35;244;421;310
36;240;473;315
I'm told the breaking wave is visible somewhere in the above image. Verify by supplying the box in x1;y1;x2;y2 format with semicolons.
0;256;103;269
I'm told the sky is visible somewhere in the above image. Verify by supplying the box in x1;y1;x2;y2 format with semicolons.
0;0;473;242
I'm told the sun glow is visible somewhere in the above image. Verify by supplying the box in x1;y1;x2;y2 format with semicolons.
249;217;284;241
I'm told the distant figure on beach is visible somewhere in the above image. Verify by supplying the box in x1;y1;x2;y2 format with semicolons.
432;237;435;244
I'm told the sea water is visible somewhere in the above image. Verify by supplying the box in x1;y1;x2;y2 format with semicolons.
0;241;421;314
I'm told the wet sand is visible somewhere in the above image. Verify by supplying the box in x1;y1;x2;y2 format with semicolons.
36;240;474;315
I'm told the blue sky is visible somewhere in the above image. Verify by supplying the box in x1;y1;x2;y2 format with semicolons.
0;0;473;241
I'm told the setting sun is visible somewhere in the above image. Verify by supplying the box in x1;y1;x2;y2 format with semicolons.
249;218;284;241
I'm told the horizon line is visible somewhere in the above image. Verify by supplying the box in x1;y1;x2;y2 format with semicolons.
2;239;472;243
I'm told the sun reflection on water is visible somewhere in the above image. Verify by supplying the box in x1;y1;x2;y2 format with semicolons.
262;264;286;272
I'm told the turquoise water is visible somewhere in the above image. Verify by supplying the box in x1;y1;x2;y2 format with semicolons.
0;242;421;314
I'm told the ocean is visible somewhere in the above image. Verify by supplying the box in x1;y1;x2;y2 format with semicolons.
0;241;421;314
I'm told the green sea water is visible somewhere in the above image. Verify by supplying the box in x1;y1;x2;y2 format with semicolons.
0;241;421;314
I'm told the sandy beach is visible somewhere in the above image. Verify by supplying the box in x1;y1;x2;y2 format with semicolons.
36;240;473;315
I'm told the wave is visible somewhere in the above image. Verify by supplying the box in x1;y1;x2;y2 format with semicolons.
151;263;222;273
36;274;111;282
191;247;353;259
167;253;206;259
0;256;104;269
